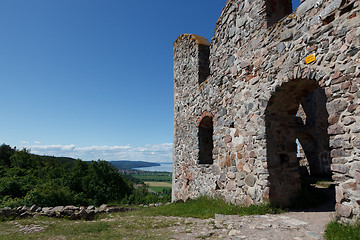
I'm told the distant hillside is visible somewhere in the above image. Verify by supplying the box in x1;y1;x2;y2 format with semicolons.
35;155;78;166
108;161;160;170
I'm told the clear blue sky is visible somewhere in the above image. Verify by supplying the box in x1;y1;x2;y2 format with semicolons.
0;0;300;162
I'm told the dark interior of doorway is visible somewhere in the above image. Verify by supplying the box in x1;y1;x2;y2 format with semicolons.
265;78;335;211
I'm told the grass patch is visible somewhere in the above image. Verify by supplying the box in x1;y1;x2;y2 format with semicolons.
0;215;174;240
0;217;111;240
325;221;360;240
138;196;283;219
315;181;334;188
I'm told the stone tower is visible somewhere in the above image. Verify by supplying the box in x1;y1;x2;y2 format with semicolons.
173;0;360;223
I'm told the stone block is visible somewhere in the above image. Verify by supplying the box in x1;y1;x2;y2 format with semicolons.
354;137;360;149
342;117;356;126
226;180;236;191
237;180;245;187
237;171;246;180
243;163;251;173
330;137;345;149
219;172;226;182
52;206;64;212
212;164;221;175
336;186;344;203
328;124;345;135
336;203;352;218
227;172;236;179
348;104;357;113
331;149;350;158
355;172;360;184
331;164;349;174
245;174;256;187
341;180;357;191
224;135;232;143
327;99;348;115
328;114;340;125
29;205;39;212
236;161;244;172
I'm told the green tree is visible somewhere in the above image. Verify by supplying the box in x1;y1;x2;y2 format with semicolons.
81;160;132;205
0;144;15;168
10;149;38;169
24;181;73;207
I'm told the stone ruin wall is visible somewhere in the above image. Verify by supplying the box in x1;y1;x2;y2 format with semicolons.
173;0;360;223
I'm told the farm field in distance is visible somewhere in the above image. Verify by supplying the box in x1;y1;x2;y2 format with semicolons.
133;172;172;182
131;171;172;194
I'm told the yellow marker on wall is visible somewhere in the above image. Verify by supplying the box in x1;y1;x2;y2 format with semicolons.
305;54;316;64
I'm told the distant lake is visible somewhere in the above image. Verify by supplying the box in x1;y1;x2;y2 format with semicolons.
134;162;173;172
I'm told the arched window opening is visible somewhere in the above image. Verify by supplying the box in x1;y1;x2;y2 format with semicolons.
198;116;213;164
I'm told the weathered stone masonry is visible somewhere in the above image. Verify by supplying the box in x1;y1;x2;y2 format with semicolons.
173;0;360;223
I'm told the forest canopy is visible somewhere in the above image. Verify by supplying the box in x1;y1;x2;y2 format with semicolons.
0;144;157;207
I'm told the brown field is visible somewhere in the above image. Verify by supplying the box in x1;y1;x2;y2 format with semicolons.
145;181;172;187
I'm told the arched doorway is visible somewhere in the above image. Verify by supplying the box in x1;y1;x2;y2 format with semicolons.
265;78;332;207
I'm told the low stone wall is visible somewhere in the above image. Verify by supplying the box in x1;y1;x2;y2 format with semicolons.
0;204;133;220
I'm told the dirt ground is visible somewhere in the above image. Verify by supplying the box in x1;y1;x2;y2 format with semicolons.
164;210;334;240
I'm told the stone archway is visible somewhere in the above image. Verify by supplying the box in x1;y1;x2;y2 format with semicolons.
265;78;331;207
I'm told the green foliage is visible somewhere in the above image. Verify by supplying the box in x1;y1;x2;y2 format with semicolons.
125;185;151;205
0;144;136;207
10;149;38;169
325;221;360;240
0;144;15;168
24;182;73;207
141;196;283;219
147;187;171;202
0;196;25;208
67;160;133;206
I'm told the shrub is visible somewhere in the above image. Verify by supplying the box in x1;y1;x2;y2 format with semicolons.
325;221;360;240
24;182;74;207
